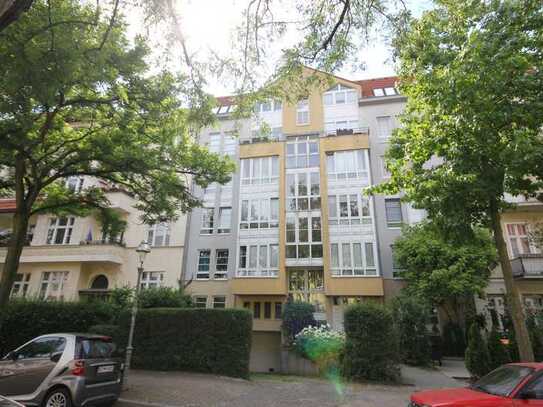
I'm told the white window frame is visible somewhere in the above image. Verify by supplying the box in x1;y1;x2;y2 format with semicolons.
240;198;279;230
296;99;310;125
328;194;371;225
11;273;31;298
330;241;377;276
237;244;279;277
240;156;279;185
213;296;227;309
200;208;214;234
385;198;403;228
326;149;369;180
380;155;391;178
194;296;207;308
46;217;75;245
376;115;394;139
218;207;232;234
254;99;282;113
140;271;165;289
39;271;69;300
323;84;358;106
197;250;211;279
147;222;171;246
286;171;321;212
285;212;323;260
214;249;229;279
287;269;325;312
506;223;535;257
286;135;319;169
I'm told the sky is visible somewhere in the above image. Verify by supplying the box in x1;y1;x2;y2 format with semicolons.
127;0;434;95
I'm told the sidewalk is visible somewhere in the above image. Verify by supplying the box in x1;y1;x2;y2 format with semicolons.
436;357;471;381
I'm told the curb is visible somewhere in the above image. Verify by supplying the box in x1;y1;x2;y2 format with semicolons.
117;398;199;407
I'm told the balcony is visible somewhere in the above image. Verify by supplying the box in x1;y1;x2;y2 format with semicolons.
511;255;543;278
324;126;369;137
0;240;125;265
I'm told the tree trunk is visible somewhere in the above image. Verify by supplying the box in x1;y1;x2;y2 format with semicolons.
0;209;30;307
0;0;34;32
489;205;534;362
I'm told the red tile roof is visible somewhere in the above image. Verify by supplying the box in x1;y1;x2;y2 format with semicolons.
356;76;399;98
0;199;16;213
216;96;236;106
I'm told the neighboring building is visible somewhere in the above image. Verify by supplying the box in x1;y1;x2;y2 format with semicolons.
0;177;187;300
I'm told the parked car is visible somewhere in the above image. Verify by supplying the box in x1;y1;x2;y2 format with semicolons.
410;363;543;406
0;333;123;407
0;395;25;407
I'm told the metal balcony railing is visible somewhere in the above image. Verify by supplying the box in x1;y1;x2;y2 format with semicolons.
511;254;543;278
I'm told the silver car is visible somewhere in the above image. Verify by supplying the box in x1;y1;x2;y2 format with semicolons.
0;334;122;407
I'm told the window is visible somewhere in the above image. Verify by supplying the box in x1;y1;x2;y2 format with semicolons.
385;198;403;227
286;135;319;168
201;208;214;234
147;222;170;246
213;296;226;309
372;87;398;97
239;198;279;230
76;337;115;359
326;149;368;180
254;99;282;113
253;302;261;319
373;88;385;97
323;84;358;105
391;245;403;278
11;273;30;298
296;99;309;125
218;207;232;234
380;156;391;178
330;242;377;276
39;271;69;300
214;249;229;279
264;302;272;319
240;156;279;185
285;213;323;260
328;194;371;225
46;217;75;245
506;224;533;257
66;177;84;193
194;296;207;308
275;302;282;319
197;250;211;279
376;116;394;139
324;119;360;134
288;269;325;312
15;337;66;360
286;172;321;211
237;244;279;277
384;87;397;96
140;271;164;289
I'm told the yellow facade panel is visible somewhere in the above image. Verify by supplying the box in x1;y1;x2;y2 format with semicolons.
239;141;283;158
326;277;384;296
320;134;370;152
231;277;287;295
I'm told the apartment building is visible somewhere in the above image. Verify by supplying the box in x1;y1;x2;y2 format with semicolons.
0;177;186;300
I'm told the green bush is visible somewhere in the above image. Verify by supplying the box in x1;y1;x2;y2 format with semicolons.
465;324;491;378
487;327;511;371
527;313;543;360
391;295;431;366
282;301;316;343
442;322;466;357
116;308;252;378
342;302;400;383
0;299;115;356
138;287;192;309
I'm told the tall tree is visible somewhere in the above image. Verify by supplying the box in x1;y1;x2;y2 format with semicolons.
376;0;543;361
0;0;234;307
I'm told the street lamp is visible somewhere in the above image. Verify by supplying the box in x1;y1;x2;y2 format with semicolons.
123;240;151;389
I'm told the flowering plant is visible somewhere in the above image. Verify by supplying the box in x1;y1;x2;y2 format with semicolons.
294;324;345;364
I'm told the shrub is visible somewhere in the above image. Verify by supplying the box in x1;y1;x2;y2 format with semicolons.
442;322;466;357
0;299;114;356
391;295;431;366
527;313;543;360
294;324;344;370
282;301;316;343
487;327;511;371
342;302;400;383
137;287;192;309
116;308;252;378
465;324;491;378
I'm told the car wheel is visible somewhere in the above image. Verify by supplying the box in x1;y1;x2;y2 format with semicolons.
43;387;72;407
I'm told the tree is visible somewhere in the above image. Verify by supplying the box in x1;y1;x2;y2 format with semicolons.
393;221;496;322
377;0;543;361
487;327;511;371
465;324;491;379
0;0;234;307
0;0;33;32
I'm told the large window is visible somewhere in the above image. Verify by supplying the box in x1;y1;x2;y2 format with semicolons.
254;99;282;113
213;296;226;309
214;249;229;279
385;198;403;228
296;99;309;125
286;135;319;168
326;149;368;180
286;213;323;260
46;217;75;245
286;172;321;211
194;296;207;308
208;132;236;157
376;116;394;139
140;271;164;289
147;222;170;246
201;208;214;234
240;198;279;229
237;244;279;277
218;207;232;234
328;194;371;225
330;242;377;276
11;273;31;298
323;84;358;105
39;271;69;300
240;156;279;185
506;224;534;256
288;269;325;312
197;250;211;279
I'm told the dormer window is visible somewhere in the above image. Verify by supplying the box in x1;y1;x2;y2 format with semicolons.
323;84;358;105
372;87;398;97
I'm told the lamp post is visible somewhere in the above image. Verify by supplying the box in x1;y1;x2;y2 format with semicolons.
123;240;151;389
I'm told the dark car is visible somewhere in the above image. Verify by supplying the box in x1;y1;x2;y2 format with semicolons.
0;334;122;407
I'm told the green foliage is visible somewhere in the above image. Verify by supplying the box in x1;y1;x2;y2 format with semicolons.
281;301;316;343
0;299;114;356
342;302;400;383
393;222;495;307
94;208;127;243
465;324;491;379
116;308;252;378
527;313;543;360
442;322;466;358
487;328;511;371
108;287;134;310
88;324;120;339
137;287;192;309
390;294;431;366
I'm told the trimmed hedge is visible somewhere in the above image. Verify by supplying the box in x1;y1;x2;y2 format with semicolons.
116;308;252;378
0;300;114;356
342;302;400;383
282;301;316;343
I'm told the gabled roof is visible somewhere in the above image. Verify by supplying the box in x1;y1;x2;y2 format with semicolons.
0;199;16;213
356;76;399;98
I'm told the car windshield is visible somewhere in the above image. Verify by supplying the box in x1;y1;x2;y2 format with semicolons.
471;365;534;397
